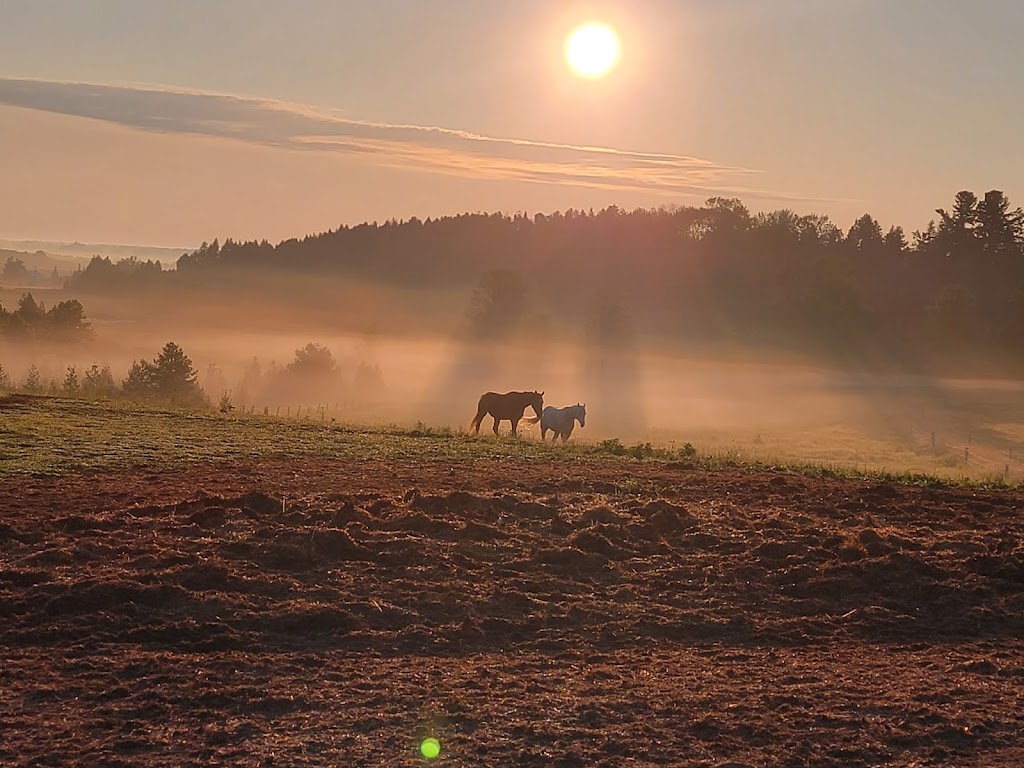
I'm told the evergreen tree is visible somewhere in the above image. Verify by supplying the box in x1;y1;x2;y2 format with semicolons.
152;342;201;400
2;256;28;283
975;190;1024;256
287;343;337;376
913;220;940;252
936;190;980;255
122;360;156;397
847;214;884;252
63;365;80;395
123;342;204;404
16;293;45;325
883;225;907;254
83;364;117;397
24;365;42;393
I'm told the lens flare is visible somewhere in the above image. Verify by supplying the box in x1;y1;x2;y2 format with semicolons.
420;737;441;759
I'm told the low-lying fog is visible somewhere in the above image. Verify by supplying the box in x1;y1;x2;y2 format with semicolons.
3;278;1023;481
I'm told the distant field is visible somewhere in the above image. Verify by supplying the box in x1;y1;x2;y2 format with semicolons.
645;372;1024;485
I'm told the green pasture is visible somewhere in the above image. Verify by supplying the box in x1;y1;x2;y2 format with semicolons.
0;393;1021;490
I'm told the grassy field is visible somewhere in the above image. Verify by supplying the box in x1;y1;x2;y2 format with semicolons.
656;422;1014;482
0;395;574;476
2;393;1023;489
647;375;1024;485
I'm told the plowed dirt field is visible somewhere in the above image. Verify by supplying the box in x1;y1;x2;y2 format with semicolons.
2;456;1023;766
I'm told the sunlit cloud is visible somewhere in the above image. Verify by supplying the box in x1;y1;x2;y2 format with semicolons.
0;77;833;203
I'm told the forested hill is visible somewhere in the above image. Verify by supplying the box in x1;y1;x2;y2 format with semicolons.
64;191;1024;372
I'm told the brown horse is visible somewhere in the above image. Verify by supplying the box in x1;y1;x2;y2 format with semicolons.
471;390;544;436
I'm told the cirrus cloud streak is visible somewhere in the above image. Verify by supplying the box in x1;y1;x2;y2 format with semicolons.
0;77;830;203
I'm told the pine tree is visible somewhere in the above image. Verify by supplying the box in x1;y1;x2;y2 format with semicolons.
847;214;884;252
122;342;204;404
975;190;1024;256
83;364;117;397
63;365;80;395
24;365;42;393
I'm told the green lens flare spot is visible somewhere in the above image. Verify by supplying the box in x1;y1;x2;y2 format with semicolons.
420;737;441;759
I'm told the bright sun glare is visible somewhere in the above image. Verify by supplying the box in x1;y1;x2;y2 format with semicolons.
565;22;621;79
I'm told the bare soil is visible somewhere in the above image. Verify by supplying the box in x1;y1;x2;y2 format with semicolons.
2;457;1023;767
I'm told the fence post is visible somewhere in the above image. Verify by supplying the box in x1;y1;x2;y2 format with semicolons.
964;447;969;464
1005;465;1010;480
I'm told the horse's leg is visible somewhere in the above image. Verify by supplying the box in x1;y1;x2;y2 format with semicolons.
492;415;500;435
514;408;527;437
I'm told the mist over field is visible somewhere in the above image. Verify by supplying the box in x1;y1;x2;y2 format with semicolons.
4;198;1024;483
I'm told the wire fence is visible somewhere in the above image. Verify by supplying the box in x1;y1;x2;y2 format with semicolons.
909;424;1024;479
227;400;1024;480
230;401;390;422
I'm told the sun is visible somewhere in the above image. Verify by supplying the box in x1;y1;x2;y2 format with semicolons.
565;22;621;79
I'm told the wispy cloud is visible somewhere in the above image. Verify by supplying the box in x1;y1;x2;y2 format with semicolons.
0;77;826;202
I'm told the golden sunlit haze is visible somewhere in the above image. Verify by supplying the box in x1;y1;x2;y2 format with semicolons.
565;22;621;78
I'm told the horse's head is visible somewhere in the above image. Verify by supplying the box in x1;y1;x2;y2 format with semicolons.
576;403;586;427
530;390;544;418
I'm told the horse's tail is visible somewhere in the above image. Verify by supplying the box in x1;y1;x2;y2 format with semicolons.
470;394;487;433
523;416;541;425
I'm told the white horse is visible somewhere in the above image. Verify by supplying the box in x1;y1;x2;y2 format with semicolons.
525;404;586;442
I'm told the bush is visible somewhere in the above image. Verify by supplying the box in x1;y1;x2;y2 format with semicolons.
627;442;656;459
597;438;627;456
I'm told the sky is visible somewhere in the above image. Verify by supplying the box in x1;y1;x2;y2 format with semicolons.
1;0;1023;248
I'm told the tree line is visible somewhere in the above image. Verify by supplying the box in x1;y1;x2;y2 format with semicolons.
2;255;64;288
62;189;1024;372
0;293;92;342
0;342;203;405
0;341;386;411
